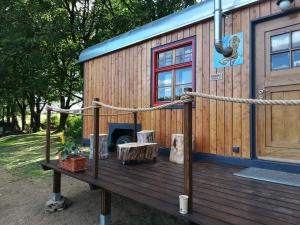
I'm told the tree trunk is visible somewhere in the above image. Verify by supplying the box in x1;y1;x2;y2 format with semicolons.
1;107;4;122
28;94;43;132
6;106;11;124
117;143;158;164
10;103;20;131
170;134;184;164
33;113;41;132
170;134;195;164
59;113;68;131
58;95;71;131
16;99;27;131
21;110;26;131
89;134;109;160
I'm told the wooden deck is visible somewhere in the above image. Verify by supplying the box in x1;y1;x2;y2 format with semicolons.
41;155;300;225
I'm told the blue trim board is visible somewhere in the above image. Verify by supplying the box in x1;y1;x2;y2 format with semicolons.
159;149;300;174
194;153;300;174
82;144;300;173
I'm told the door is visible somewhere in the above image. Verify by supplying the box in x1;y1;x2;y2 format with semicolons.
255;12;300;163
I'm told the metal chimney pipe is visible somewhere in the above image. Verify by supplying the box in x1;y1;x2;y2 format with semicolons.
214;0;233;57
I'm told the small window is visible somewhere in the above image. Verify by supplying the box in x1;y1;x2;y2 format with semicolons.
175;67;192;100
271;52;290;70
292;31;300;48
293;50;300;67
271;33;289;52
152;38;194;105
176;45;192;64
271;30;300;71
158;50;173;68
157;71;172;101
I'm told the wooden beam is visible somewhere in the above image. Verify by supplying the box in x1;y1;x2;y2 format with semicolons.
53;171;61;194
183;87;193;212
100;189;111;215
46;108;51;163
93;98;100;179
133;112;138;142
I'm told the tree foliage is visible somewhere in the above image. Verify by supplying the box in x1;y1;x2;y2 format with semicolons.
0;0;196;133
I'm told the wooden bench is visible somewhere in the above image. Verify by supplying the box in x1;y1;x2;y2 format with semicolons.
117;142;158;165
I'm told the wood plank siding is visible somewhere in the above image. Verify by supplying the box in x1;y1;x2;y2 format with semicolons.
83;0;300;158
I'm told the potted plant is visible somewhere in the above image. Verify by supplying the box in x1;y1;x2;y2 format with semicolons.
57;141;86;172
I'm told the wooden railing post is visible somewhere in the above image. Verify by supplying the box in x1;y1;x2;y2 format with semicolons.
100;189;111;225
46;108;51;163
93;98;100;179
183;87;193;213
133;111;137;142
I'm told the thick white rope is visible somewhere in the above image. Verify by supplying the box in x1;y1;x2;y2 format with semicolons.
46;90;300;115
46;105;95;115
186;92;300;105
92;98;192;112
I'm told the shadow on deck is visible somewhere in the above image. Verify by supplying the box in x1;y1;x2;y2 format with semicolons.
41;154;300;225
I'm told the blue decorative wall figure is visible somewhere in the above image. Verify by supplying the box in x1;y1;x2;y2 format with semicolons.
214;32;244;68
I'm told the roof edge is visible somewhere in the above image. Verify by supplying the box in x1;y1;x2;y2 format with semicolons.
78;0;258;63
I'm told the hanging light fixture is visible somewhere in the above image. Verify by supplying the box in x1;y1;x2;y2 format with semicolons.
276;0;294;10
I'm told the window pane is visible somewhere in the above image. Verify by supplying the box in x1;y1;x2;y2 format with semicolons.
271;33;289;52
176;67;192;85
175;45;192;64
157;71;172;87
175;84;192;100
158;50;173;68
293;50;300;67
157;87;172;101
271;52;290;70
292;31;300;48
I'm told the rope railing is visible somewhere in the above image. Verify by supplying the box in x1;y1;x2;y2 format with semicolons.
46;105;133;116
186;91;300;105
46;105;95;114
85;112;132;117
92;97;192;112
46;90;300;117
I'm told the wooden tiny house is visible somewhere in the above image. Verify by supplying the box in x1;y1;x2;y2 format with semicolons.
42;1;300;224
80;0;300;165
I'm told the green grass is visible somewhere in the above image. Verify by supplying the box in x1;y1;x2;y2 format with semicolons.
0;132;90;179
0;132;62;178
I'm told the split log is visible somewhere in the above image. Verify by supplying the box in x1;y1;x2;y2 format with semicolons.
137;130;155;143
117;142;158;164
170;134;195;164
89;134;109;160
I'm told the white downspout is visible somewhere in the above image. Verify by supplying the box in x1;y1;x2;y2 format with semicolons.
214;0;233;57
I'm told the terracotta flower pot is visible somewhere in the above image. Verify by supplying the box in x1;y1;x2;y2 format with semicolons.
59;156;86;172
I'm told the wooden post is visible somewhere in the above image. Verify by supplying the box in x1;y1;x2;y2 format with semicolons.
183;87;193;212
46;108;51;163
53;171;61;194
100;189;111;225
133;112;137;142
93;98;100;179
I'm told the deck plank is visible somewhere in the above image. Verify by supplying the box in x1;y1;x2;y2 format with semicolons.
41;155;300;225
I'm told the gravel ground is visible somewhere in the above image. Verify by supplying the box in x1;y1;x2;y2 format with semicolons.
0;168;185;225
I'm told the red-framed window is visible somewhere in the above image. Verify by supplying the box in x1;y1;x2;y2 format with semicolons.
152;37;195;106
